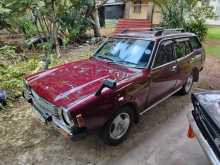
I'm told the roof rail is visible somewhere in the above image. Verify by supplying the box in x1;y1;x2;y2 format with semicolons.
120;27;185;36
121;28;154;33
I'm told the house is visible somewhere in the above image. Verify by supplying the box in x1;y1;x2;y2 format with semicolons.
208;0;220;19
104;0;125;19
124;0;161;24
205;0;220;25
104;0;161;25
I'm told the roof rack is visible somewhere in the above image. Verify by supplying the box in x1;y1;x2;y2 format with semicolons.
120;27;185;36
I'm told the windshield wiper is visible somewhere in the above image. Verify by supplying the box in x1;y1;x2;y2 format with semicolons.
96;55;114;62
116;60;137;66
109;60;144;69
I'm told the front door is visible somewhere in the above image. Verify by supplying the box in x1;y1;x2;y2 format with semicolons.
147;40;178;107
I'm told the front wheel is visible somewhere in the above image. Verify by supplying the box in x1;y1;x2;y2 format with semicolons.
179;74;194;95
100;107;134;146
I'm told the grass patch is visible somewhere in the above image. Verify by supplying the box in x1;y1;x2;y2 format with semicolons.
207;27;220;40
206;46;220;59
0;44;94;107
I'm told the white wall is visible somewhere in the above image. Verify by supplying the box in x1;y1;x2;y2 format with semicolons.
209;0;220;19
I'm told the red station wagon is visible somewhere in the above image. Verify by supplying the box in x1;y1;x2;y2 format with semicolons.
23;28;205;145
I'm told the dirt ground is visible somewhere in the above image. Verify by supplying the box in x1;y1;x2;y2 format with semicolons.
1;46;220;165
197;40;220;89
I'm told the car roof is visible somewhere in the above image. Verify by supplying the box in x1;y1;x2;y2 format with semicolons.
113;28;197;41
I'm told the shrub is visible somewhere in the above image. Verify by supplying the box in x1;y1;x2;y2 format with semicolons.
17;17;38;39
160;0;184;28
184;20;208;41
0;45;60;104
59;9;91;44
159;0;215;40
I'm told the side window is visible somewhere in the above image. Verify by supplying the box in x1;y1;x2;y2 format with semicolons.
175;39;192;58
190;37;202;50
175;41;186;58
185;41;192;54
154;41;175;68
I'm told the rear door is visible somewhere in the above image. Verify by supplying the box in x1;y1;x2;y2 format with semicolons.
174;38;193;88
147;40;178;107
189;36;205;70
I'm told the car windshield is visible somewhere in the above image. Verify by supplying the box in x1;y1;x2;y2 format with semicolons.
93;38;155;68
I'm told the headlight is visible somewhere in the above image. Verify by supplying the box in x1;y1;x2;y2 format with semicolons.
62;108;74;126
23;80;31;90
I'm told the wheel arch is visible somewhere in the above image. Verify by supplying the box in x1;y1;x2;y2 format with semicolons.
119;102;139;123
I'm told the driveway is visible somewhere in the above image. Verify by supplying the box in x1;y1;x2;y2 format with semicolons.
0;93;211;165
2;53;219;165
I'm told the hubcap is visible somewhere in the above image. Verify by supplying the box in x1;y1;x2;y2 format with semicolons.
185;74;193;92
110;113;130;140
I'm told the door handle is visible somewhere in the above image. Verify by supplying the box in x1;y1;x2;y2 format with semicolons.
171;65;177;72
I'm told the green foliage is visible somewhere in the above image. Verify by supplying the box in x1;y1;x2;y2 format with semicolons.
60;7;91;44
207;27;220;40
0;2;12;30
159;0;215;40
0;45;18;64
184;3;215;40
0;0;102;50
206;45;220;59
0;45;60;101
160;0;184;28
37;42;53;50
0;57;39;100
184;20;208;41
17;17;38;39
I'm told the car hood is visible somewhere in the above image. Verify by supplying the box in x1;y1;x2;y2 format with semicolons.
193;91;220;128
26;59;137;107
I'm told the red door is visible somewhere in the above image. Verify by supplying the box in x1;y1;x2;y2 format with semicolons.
147;40;178;107
174;38;193;88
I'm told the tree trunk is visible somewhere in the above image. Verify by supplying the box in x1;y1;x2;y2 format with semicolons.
150;4;155;25
51;0;61;57
53;23;61;58
91;7;101;37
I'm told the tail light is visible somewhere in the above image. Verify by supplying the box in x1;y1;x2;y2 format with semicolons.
76;114;86;128
187;125;195;139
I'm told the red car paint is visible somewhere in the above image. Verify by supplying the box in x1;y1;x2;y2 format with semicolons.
24;32;205;136
26;59;136;107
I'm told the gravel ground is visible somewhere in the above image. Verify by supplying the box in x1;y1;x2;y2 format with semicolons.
0;93;210;165
0;54;219;165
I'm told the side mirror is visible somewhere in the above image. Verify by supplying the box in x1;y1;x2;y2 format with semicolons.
95;79;117;96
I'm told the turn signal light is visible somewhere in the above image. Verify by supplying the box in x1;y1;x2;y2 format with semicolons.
187;125;195;139
76;114;86;128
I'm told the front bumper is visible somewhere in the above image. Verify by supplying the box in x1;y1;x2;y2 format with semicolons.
52;117;87;140
31;104;87;141
187;111;220;165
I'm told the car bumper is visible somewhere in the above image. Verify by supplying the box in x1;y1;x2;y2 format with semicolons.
187;111;220;165
31;105;87;141
52;117;88;140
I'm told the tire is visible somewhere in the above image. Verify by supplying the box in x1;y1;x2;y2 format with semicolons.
179;73;194;95
100;106;134;146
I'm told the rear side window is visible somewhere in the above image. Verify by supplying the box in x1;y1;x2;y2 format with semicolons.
175;39;192;58
154;41;175;67
190;37;202;50
175;42;186;58
185;41;192;54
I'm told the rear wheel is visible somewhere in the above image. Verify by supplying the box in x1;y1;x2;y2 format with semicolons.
100;106;134;146
179;74;194;95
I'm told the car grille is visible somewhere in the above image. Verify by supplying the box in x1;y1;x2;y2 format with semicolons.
196;105;220;139
31;89;59;117
193;104;220;158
